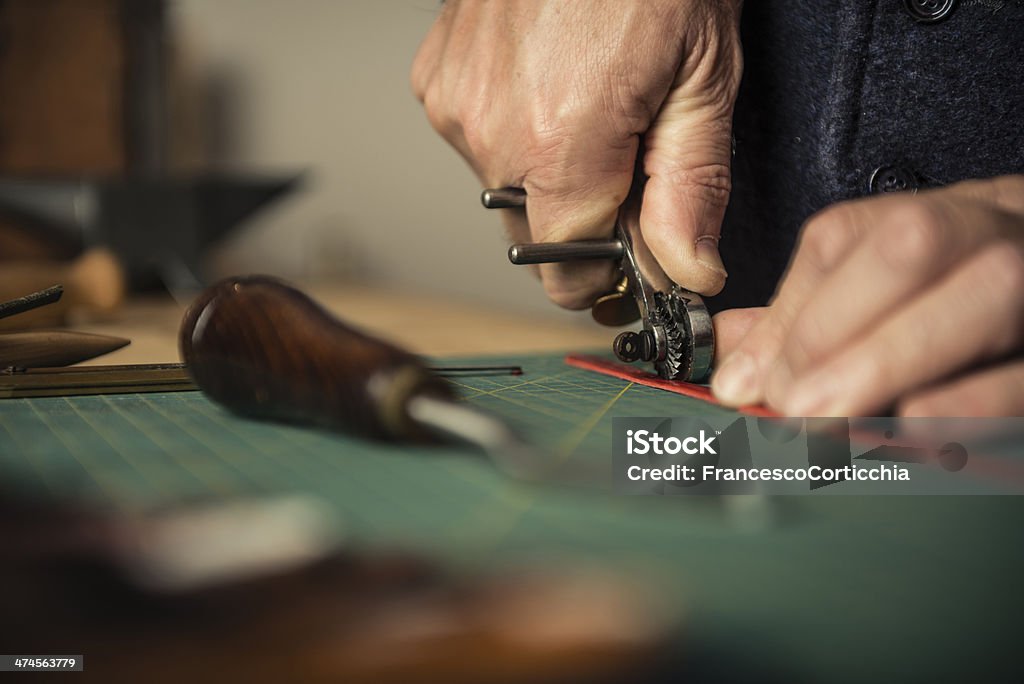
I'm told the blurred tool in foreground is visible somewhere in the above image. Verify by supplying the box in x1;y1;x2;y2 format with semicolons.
1;493;679;683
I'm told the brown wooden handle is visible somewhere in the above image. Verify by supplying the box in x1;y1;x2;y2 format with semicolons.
179;276;452;440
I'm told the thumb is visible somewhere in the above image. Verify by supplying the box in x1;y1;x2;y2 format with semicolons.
639;40;742;296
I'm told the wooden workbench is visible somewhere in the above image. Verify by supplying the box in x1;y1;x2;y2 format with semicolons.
74;282;614;365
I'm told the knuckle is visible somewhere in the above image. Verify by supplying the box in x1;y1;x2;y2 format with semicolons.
879;203;947;271
807;201;852;227
526;102;630;171
853;354;889;400
538;262;615;311
990;174;1024;212
662;163;732;210
410;71;427;102
542;279;598;310
977;242;1024;293
409;57;431;102
421;87;452;134
459;104;491;158
739;315;789;366
548;97;589;132
897;394;942;418
798;212;850;271
525;119;575;171
786;313;829;366
969;244;1024;353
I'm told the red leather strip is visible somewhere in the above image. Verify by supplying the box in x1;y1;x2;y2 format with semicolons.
564;353;779;417
563;355;1024;489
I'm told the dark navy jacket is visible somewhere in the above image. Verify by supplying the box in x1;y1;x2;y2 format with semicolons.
714;0;1024;312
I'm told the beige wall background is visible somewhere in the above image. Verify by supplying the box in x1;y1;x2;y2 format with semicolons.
171;0;587;322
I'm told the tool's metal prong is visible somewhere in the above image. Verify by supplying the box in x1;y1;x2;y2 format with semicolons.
508;240;624;265
0;284;64;321
481;187;527;209
406;394;550;482
428;365;524;376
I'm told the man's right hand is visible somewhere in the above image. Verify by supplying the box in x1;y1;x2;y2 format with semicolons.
411;0;743;309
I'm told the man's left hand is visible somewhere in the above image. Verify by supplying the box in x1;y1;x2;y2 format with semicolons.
711;175;1024;416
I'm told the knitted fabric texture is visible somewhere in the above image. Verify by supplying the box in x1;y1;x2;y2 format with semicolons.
714;0;1024;312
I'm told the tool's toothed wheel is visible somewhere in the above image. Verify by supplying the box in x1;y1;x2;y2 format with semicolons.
651;292;686;380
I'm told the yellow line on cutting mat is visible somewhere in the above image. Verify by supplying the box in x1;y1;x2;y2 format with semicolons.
447;372;570;401
447;381;634;545
554;381;633;459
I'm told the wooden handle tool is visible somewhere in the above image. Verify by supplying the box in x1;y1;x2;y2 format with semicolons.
0;331;129;369
179;276;544;478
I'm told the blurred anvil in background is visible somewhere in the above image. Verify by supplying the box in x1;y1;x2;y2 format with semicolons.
0;174;300;291
0;0;303;295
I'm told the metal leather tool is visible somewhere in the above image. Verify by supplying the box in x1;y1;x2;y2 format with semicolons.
481;186;715;383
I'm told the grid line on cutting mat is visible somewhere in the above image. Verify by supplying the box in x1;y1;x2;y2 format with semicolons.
0;353;729;517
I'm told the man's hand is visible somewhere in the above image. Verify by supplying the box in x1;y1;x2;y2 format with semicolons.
711;175;1024;416
411;0;742;308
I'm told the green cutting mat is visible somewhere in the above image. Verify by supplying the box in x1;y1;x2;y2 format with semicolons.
1;352;1021;681
0;353;730;508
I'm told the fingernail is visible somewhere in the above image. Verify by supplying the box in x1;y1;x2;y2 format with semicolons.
712;351;760;406
695;236;727;277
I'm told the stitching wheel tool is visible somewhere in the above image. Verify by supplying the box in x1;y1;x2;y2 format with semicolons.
481;186;715;383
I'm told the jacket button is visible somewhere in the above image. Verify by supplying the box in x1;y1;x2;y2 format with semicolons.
869;165;919;194
903;0;958;23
